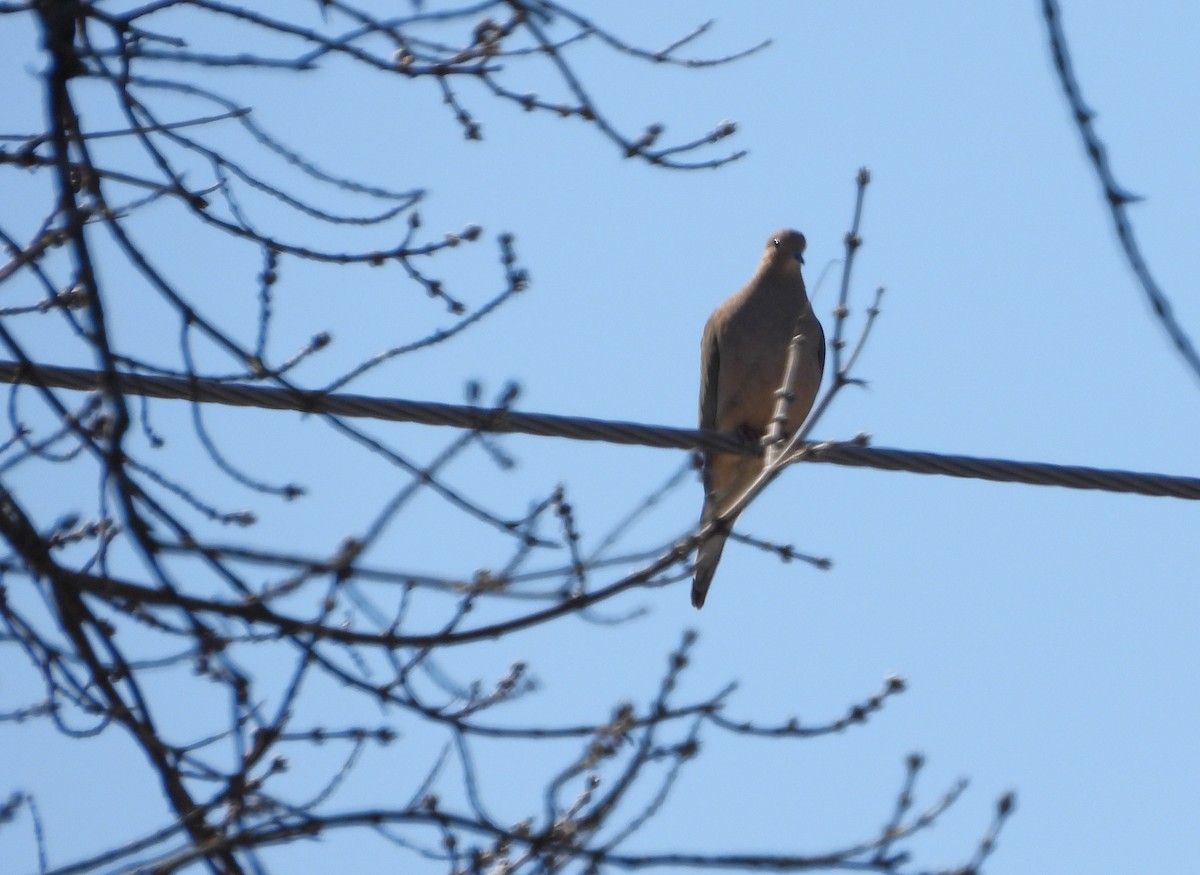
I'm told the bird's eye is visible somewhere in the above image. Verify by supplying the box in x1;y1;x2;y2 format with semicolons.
773;238;781;248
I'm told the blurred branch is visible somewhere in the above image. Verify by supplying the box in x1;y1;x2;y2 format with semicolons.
1042;0;1200;384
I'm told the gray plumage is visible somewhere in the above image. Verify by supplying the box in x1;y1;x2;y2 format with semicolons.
693;229;825;609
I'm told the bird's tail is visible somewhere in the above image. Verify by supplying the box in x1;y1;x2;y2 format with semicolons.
691;529;730;609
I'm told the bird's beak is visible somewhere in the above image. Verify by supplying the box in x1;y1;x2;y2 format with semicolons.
795;253;805;266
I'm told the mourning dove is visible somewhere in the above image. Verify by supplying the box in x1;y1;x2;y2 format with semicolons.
692;229;825;609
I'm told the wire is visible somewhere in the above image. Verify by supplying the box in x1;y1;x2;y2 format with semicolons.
3;360;1198;500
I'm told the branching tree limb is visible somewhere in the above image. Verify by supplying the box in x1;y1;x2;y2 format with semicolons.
0;3;1009;874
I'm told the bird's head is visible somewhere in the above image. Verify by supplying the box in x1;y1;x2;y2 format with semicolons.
767;228;806;267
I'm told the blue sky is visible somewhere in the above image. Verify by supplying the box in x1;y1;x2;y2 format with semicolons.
2;2;1198;874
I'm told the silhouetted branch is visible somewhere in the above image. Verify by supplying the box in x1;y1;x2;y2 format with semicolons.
1042;0;1200;384
0;3;1007;873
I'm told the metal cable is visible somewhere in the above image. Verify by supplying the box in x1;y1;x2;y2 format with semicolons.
3;360;1198;500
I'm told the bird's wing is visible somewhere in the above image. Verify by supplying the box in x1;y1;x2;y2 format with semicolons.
815;312;827;374
699;317;721;433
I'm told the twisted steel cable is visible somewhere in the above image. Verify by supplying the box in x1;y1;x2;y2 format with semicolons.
3;360;1198;500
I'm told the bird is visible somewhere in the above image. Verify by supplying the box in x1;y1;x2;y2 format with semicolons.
692;229;825;609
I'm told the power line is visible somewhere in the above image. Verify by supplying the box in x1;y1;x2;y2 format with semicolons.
3;360;1198;500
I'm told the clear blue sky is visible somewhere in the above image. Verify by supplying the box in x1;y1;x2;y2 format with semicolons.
2;2;1198;873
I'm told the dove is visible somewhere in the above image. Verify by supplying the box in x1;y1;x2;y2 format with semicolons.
692;229;825;608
